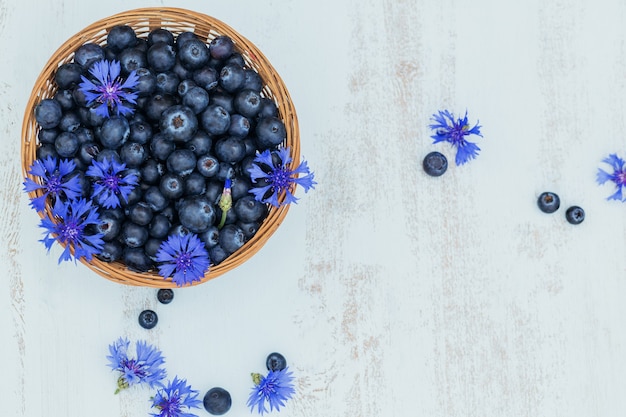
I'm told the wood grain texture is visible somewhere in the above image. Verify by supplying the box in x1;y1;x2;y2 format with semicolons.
3;0;626;416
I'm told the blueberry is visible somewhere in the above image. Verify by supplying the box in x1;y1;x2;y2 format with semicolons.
121;221;149;248
160;105;198;142
209;36;235;60
144;238;163;260
107;25;137;52
75;127;95;145
537;191;560;214
192;66;219;91
199;226;220;248
157;288;174;304
140;159;164;185
565;205;585;225
54;89;75;110
422;151;448;177
58;111;81;132
177;197;216;233
38;128;58;144
200;104;231;136
138;309;158;329
122;184;143;207
182;86;210;114
55;131;79;158
96;148;121;164
147;41;176;72
203;387;231;416
169;223;191;237
149;214;172;239
230;176;252;200
242;69;263;92
144;186;169;211
135;68;157;97
123;247;153;272
219;63;245;93
237;221;259;239
160;172;185;200
256;116;286;149
209;92;234;114
120;142;148;168
218;224;245;254
216;163;235;182
54;63;82;89
73;43;105;69
148;28;175;47
144;94;178;121
186;131;213;157
96;209;122;241
167;149;197;176
234;195;266;223
129;120;153;144
35;98;63;129
215;136;246;163
175;31;199;51
155;71;180;95
177;79;197;96
178;38;210;70
36;144;58;161
205;180;223;204
172;59;194;81
126;202;154;226
227;114;250;138
119;47;147;74
96;241;124;262
150;133;176;161
266;352;287;371
208;244;229;265
99;116;130;149
78;141;100;165
185;171;207;196
234;89;262;119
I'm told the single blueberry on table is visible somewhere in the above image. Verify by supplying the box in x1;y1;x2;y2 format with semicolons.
203;387;232;416
565;206;585;225
157;288;174;304
266;352;287;371
422;151;448;177
537;191;560;214
138;309;158;329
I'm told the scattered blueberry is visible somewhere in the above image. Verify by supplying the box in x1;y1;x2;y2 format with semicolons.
422;151;448;177
537;191;560;214
266;352;287;371
565;205;585;225
138;309;158;329
157;288;174;304
203;387;232;416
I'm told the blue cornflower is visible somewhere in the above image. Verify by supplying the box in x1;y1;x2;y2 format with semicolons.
107;337;167;394
23;156;82;212
247;367;296;415
39;197;104;263
86;157;139;209
248;147;316;208
150;376;202;417
156;233;210;287
597;153;626;201
429;110;483;166
79;59;139;118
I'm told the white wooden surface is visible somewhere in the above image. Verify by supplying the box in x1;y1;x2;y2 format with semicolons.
3;0;626;416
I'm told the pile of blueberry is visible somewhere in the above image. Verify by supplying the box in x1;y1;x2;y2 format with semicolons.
32;24;289;273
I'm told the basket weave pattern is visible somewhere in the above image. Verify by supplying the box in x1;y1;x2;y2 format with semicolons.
21;7;300;288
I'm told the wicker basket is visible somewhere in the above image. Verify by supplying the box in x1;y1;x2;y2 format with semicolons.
21;7;300;288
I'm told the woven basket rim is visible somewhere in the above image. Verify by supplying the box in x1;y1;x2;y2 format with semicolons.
21;7;300;288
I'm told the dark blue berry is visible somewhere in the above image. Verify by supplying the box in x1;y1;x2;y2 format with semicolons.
119;47;147;74
54;89;75;110
120;142;148;168
129;120;153;144
208;244;229;265
256;116;286;149
566;205;585;225
177;197;216;233
95;148;121;164
234;89;262;119
177;79;197;96
148;28;175;47
227;114;251;138
140;159;164;185
159;105;198;142
150;133;176;161
209;92;234;114
160;172;185;200
73;43;105;69
58;111;81;132
219;63;245;93
184;172;207;196
186;131;213;157
175;31;198;51
144;186;169;211
266;352;287;371
157;288;174;304
234;195;266;223
209;36;235;60
192;66;218;91
423;151;448;177
178;38;210;70
203;387;232;416
107;25;137;52
182;86;210;114
96;241;124;262
167;149;197;176
200;104;231;136
144;94;178;121
55;131;79;158
126;202;154;226
135;68;157;97
138;309;158;329
199;226;220;248
99;116;130;149
35;98;63;129
36;144;58;160
155;71;180;95
231;176;252;200
54;63;82;89
237;221;259;239
144;238;162;260
215;136;246;163
96;209;122;241
537;191;560;214
120;221;149;248
123;247;153;272
242;69;263;92
78;141;100;165
149;214;172;239
147;41;176;72
218;224;245;254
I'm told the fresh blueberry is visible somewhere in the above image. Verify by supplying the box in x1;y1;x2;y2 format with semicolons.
203;387;232;416
209;36;235;60
537;191;560;214
99;116;130;149
150;133;176;161
218;224;245;254
36;144;58;161
78;141;100;165
55;131;79;158
242;69;263;92
423;151;448;177
120;221;149;248
178;37;210;70
73;43;105;69
107;25;137;52
129;120;153;144
138;309;158;329
157;288;174;304
95;148;121;164
255;116;286;149
227;114;251;138
54;63;82;89
266;352;287;371
234;89;262;119
199;226;220;248
219;63;245;93
35;98;63;129
126;202;154;226
177;196;216;233
144;186;169;211
160;105;198;142
144;94;178;121
237;221;259;239
148;28;175;47
184;171;207;196
149;213;172;239
192;66;219;91
565;205;585;225
215;163;235;182
120;142;148;168
123;247;153;272
215;136;246;163
96;240;124;262
258;98;278;119
54;89;75;111
155;71;180;95
119;47;147;74
140;159;164;185
169;223;191;237
200;104;231;136
144;237;162;260
182;86;210;114
134;68;157;97
166;149;197;177
186;131;213;156
175;31;198;51
209;92;234;114
38;128;58;145
58;111;81;132
204;180;223;204
177;79;197;96
230;176;252;200
160;172;185;200
234;195;266;223
147;41;177;72
208;244;229;265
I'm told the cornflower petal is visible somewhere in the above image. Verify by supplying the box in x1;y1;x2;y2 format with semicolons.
86;157;138;208
247;368;295;415
150;376;202;417
597;153;626;201
78;59;139;118
23;156;82;211
428;109;483;166
156;233;210;286
106;338;167;393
